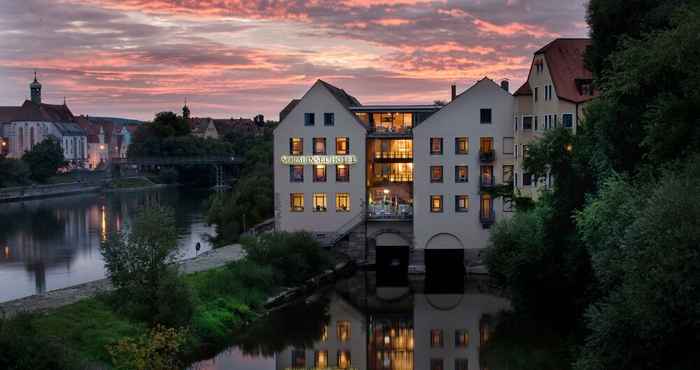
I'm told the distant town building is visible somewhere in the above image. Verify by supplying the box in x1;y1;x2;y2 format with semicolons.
0;74;88;167
184;103;262;139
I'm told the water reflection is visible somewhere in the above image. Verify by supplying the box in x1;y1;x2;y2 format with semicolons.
192;273;510;370
0;188;215;302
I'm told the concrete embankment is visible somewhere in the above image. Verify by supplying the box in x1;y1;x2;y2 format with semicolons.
0;182;102;202
0;244;245;317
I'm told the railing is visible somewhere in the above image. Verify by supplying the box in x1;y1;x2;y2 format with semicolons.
367;204;413;220
370;174;413;183
374;152;413;160
367;126;413;135
480;210;495;228
316;206;366;247
112;156;241;165
479;150;495;162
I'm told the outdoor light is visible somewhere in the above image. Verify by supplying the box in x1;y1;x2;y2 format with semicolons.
383;189;390;195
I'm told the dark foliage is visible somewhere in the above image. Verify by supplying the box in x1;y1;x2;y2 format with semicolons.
0;314;75;369
21;137;65;182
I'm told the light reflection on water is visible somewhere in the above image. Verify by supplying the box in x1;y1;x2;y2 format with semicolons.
190;273;510;370
0;188;215;302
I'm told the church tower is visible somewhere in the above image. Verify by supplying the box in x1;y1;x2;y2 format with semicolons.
30;71;42;104
182;99;191;121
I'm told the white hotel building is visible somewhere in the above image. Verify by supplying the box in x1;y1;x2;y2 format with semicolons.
273;38;594;276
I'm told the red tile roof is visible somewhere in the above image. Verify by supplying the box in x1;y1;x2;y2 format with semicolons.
514;81;532;96
536;38;597;103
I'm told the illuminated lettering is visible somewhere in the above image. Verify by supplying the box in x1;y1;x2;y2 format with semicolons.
281;155;358;165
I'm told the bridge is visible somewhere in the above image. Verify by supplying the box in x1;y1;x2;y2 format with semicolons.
111;156;243;191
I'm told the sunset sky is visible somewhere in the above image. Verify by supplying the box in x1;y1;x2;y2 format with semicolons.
0;0;588;121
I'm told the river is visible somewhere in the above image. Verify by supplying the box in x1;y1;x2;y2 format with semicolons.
190;272;527;370
0;187;215;303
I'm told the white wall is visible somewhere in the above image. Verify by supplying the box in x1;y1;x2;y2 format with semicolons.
273;81;367;233
413;78;515;251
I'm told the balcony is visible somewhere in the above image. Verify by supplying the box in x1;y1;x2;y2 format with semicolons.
373;151;413;162
479;149;495;163
480;211;495;228
480;175;495;189
370;174;413;185
367;125;413;138
368;203;413;220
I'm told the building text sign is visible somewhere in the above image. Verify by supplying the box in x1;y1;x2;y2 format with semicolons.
281;155;358;165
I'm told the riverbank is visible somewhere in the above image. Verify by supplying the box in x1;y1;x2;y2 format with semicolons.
0;244;245;317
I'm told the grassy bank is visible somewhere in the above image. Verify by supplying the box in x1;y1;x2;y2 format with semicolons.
0;232;332;370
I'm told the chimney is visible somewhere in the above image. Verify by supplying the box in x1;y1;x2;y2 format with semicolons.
500;80;509;92
451;84;456;101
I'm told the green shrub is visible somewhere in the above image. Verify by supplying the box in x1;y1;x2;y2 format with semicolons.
0;158;31;188
242;231;332;286
0;314;75;370
108;325;188;370
191;297;254;343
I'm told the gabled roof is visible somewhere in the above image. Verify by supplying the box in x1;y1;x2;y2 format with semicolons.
318;80;361;108
514;81;532;96
279;99;300;121
536;38;597;103
0;107;20;124
11;100;76;122
53;122;86;137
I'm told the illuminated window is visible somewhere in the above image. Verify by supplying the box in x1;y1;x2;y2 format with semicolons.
455;165;468;183
289;165;303;182
430;196;443;213
480;108;492;124
480;137;494;153
336;165;349;182
455;358;469;370
290;193;304;212
455;137;469;154
336;137;349;154
337;320;351;342
430;329;444;347
355;112;369;124
480;194;493;220
290;138;303;155
481;166;494;186
336;193;350;212
313;165;327;182
455;329;469;347
292;349;306;367
324;112;334;126
430;358;444;370
315;350;328;368
503;165;514;184
313;137;326;154
304;112;315;126
456;195;469;212
430;166;443;183
522;145;529;159
430;137;443;155
321;325;328;341
313;193;327;212
337;350;351;369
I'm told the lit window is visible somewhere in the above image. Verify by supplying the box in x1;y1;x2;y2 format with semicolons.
315;350;328;368
430;358;444;370
313;165;327;182
503;197;514;212
336;193;350;212
324;112;334;126
313;137;326;154
336;165;349;182
456;195;469;212
455;137;468;154
430;137;443;155
290;193;304;212
337;320;351;342
336;137;349;154
289;165;304;182
480;166;494;186
430;196;443;213
522;145;530;159
480;137;493;153
480;108;492;124
455;329;469;347
455;165;468;183
290;138;303;155
430;329;444;347
430;166;443;183
322;325;328;341
292;349;306;367
455;358;469;370
337;350;351;369
313;193;327;212
304;112;315;126
522;116;533;130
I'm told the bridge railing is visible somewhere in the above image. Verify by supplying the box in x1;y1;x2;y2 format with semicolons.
112;156;241;165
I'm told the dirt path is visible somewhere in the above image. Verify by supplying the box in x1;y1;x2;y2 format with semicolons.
0;244;245;317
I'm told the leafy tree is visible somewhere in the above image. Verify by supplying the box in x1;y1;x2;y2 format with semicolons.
143;111;190;139
100;206;193;327
0;158;30;187
21;137;65;182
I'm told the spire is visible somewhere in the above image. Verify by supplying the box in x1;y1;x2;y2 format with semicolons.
30;70;42;104
182;98;191;120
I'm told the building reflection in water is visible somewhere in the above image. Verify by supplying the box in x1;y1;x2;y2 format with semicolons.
273;273;510;370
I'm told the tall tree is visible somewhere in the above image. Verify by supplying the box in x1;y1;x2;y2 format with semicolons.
21;137;65;182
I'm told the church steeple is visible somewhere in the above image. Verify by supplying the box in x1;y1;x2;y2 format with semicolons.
182;98;190;121
30;71;42;104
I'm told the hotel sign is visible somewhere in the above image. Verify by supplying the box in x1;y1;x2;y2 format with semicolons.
281;155;358;165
